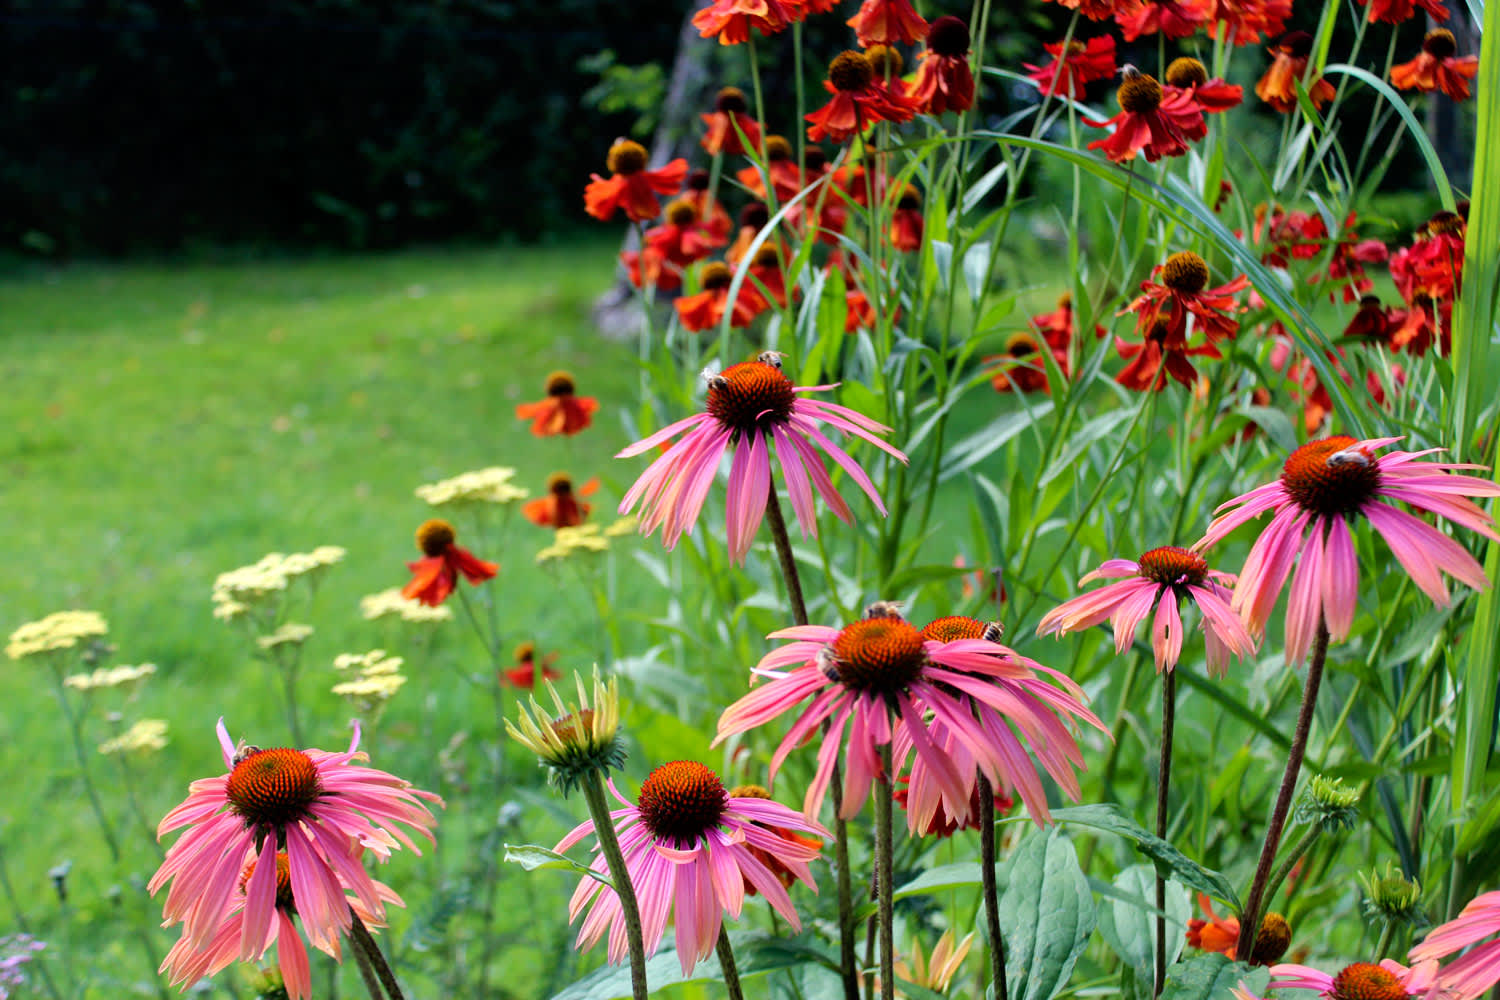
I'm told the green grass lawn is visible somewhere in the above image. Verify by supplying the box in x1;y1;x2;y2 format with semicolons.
0;241;691;998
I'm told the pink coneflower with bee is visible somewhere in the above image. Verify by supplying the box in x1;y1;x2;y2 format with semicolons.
556;761;825;974
149;719;441;956
714;607;1103;823
1037;546;1255;675
617;354;907;564
1197;436;1499;664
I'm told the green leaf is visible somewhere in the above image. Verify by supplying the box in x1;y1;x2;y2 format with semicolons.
503;844;613;888
963;241;993;306
550;930;829;1000
999;827;1096;1000
1047;804;1240;908
893;861;994;899
1159;953;1267;1000
1096;864;1190;980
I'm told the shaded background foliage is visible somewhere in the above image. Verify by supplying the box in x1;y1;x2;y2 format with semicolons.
1;0;685;252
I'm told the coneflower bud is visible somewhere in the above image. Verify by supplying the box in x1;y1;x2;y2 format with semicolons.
1294;773;1361;832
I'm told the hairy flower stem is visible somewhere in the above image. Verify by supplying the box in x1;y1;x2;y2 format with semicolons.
876;742;896;1000
1155;669;1176;999
978;772;1009;1000
349;910;404;1000
717;925;747;1000
1236;621;1331;958
1262;823;1321;911
351;940;387;1000
766;488;859;1000
581;772;650;1000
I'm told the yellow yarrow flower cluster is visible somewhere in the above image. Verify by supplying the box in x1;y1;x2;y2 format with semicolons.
415;466;529;507
257;623;315;650
536;524;609;563
211;546;345;619
65;662;157;691
360;588;454;623
332;648;407;713
99;719;169;755
7;610;109;660
603;515;639;537
508;668;625;794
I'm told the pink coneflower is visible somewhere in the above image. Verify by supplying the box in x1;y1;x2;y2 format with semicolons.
1197;436;1499;664
556;761;825;974
159;849;401;1000
1037;546;1255;676
617;354;907;564
1233;959;1443;1000
149;719;441;955
714;609;1103;823
1410;890;1500;999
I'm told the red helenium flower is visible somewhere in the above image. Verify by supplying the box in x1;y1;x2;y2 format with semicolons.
674;261;767;331
1125;251;1249;344
1025;35;1118;98
1116;0;1214;40
1357;0;1449;23
1256;32;1336;112
516;371;600;437
911;16;977;112
523;473;600;529
692;0;804;45
1164;56;1244;114
584;140;689;223
806;50;919;144
1391;30;1478;100
1209;0;1291;45
402;519;499;606
700;87;763;155
1086;72;1205;163
847;0;929;47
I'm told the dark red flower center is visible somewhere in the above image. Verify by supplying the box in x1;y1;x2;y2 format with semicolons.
637;760;727;846
1278;31;1314;58
740;202;770;229
227;748;321;827
829;51;875;93
830;617;927;695
547;473;575;496
1249;912;1291;966
1137;546;1209;587
1166;57;1208;88
865;44;904;78
804;147;828;171
896;186;922;210
546;371;577;397
728;783;771;799
1117;74;1164;113
514;641;537;662
705;361;798;434
700;261;735;291
764;135;793;161
1422;28;1457;58
752;245;781;270
1280;436;1381;518
1427;210;1464;236
239;852;296;911
1005;332;1040;358
606;140;648;175
1146;310;1175;343
920;615;986;642
1161;252;1210;293
688;168;711;191
927;16;970;56
1331;963;1407;1000
715;86;749;113
416;518;457;556
665;199;698;227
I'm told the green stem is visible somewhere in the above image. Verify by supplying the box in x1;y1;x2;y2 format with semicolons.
48;662;121;863
716;925;746;1000
1236;621;1330;958
876;741;896;1000
765;490;810;625
351;938;388;1000
1261;823;1320;913
978;772;1009;1000
1374;922;1394;961
582;772;650;1000
1155;668;1176;999
349;910;404;1000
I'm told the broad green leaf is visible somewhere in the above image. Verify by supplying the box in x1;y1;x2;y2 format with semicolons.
1096;864;1190;980
550;930;832;1000
1048;804;1240;908
893;861;993;899
999;826;1096;1000
1159;953;1267;1000
503;844;612;888
963;241;993;305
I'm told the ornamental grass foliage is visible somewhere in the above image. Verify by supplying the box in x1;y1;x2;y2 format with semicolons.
5;1;1500;999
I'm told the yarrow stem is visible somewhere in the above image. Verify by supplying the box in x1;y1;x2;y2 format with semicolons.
978;771;1009;1000
1155;668;1176;999
349;909;404;1000
765;487;859;1000
47;659;122;863
1236;620;1331;958
716;925;746;1000
581;771;650;1000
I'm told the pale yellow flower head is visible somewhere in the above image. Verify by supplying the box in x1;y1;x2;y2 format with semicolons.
604;515;639;538
360;587;454;623
256;623;315;650
507;667;624;794
333;649;404;675
536;524;609;564
332;672;408;708
65;662;157;692
99;719;169;755
7;610;109;660
416;467;529;507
